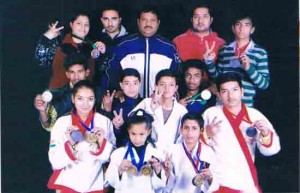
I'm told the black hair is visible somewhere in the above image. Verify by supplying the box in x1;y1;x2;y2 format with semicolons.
70;12;90;23
232;12;254;27
120;68;141;82
101;4;121;18
189;2;212;18
64;52;89;70
216;72;243;92
72;79;96;97
182;59;207;75
137;5;160;21
181;113;204;129
155;69;178;85
127;109;155;147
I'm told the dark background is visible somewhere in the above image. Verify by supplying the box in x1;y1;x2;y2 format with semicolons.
2;0;299;192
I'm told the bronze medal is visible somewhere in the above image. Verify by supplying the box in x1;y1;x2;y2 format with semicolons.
127;165;138;176
86;133;98;144
192;174;204;186
141;164;152;176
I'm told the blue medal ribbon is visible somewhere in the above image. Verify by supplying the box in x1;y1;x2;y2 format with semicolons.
73;109;94;132
123;143;147;171
182;142;205;174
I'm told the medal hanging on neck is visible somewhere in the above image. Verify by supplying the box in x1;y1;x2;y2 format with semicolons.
182;142;207;186
71;33;100;59
123;143;147;176
71;108;96;143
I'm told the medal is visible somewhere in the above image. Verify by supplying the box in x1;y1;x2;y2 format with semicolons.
71;130;84;143
86;132;98;144
127;165;138;175
192;174;204;186
42;90;53;103
91;48;100;59
201;89;211;101
141;164;152;176
246;126;257;137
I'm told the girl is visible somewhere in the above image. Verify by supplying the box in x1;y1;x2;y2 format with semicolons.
105;109;166;193
35;13;106;89
48;80;115;193
164;113;218;193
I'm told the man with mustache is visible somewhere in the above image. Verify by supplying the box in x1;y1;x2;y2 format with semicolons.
107;6;181;98
94;5;129;89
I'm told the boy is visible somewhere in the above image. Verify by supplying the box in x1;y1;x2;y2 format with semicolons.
203;14;270;107
164;113;218;193
131;69;187;151
179;59;216;114
102;68;143;147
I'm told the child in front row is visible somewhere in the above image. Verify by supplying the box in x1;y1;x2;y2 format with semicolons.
163;113;219;193
105;109;167;193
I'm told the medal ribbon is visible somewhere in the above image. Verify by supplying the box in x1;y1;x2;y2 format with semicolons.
71;108;95;134
71;33;96;49
223;104;261;192
123;143;147;171
182;142;204;174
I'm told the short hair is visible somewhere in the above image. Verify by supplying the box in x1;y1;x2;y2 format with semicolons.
120;68;141;82
64;52;88;70
72;79;95;97
70;12;90;23
189;2;212;18
181;113;204;129
216;72;243;92
101;5;121;17
182;59;207;75
127;109;154;130
155;69;178;85
232;13;254;27
137;5;160;21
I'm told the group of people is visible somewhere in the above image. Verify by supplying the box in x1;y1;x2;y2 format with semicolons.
33;3;280;193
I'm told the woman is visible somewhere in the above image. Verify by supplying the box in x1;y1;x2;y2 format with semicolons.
47;80;115;193
35;13;105;89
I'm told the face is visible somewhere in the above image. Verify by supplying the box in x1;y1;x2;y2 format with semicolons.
192;7;213;33
70;15;90;39
232;18;255;40
128;123;151;147
184;67;202;91
66;64;90;85
72;87;95;117
156;76;178;99
101;10;122;34
137;12;160;38
219;81;243;108
120;76;141;98
181;119;201;145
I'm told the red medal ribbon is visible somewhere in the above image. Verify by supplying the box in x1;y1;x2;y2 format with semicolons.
71;108;95;134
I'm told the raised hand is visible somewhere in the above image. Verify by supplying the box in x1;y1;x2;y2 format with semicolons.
94;41;106;54
34;94;48;112
206;116;222;138
112;108;124;129
65;125;78;145
92;127;106;145
203;40;216;62
148;156;162;175
253;120;270;137
239;53;251;70
102;90;116;112
163;153;172;178
44;21;64;40
150;87;164;110
178;96;192;107
119;159;133;174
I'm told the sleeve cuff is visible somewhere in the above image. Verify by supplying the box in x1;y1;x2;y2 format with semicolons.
64;142;77;161
200;129;210;145
259;131;273;147
91;139;107;156
246;63;256;76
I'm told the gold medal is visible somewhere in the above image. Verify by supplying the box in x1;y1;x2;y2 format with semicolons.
127;165;138;176
85;133;98;144
141;164;152;176
192;174;204;186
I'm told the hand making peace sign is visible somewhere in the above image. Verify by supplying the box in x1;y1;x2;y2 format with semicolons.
203;40;216;62
44;21;64;40
112;108;124;129
102;90;116;112
150;87;164;110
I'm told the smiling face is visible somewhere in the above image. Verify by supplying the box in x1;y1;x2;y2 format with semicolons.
137;12;160;38
128;122;151;147
70;15;90;39
72;87;95;118
101;9;121;35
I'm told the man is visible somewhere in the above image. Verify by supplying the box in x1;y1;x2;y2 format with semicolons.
173;3;225;62
201;73;280;193
94;6;129;88
204;14;270;107
34;53;99;131
107;6;181;98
